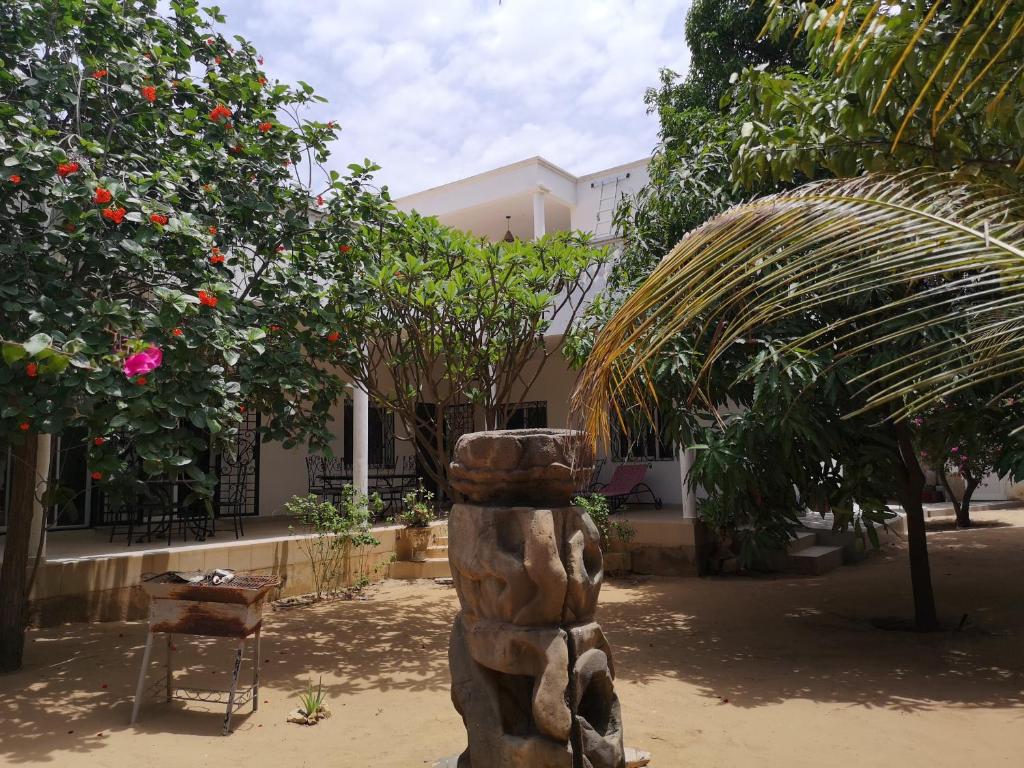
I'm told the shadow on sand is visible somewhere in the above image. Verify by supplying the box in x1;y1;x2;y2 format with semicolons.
2;519;1024;762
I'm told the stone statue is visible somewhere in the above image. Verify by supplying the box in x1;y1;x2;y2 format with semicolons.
447;428;626;768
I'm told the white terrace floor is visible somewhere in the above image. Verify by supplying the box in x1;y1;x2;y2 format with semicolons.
3;500;1006;563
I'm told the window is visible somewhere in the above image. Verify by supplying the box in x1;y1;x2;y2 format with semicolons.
610;407;674;462
503;401;548;430
344;401;395;467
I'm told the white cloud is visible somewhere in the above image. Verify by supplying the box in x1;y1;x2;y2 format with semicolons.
209;0;691;195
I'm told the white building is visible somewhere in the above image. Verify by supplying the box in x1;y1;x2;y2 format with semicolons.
389;154;695;513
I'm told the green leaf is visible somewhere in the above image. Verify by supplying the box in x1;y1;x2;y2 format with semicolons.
23;333;52;357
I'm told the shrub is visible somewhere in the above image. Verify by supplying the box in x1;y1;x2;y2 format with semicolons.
287;488;381;599
572;494;635;550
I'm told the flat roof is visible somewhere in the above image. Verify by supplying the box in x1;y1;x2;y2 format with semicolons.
395;155;648;203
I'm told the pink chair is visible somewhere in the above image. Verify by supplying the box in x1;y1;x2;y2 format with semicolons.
593;463;662;511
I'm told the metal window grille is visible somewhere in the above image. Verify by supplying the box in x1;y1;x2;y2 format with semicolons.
444;403;475;454
344;402;396;467
503;401;548;430
610;408;674;462
215;411;261;518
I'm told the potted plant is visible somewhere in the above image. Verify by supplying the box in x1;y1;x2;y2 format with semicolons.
400;484;435;562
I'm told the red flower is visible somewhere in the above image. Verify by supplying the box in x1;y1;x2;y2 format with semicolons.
269;324;282;332
92;69;108;79
215;56;222;65
209;247;225;265
209;104;232;122
198;290;218;307
326;330;340;343
171;327;184;337
26;363;38;378
206;37;215;47
316;195;324;207
135;376;148;386
65;222;77;233
275;245;285;253
239;405;247;414
150;213;168;225
91;471;103;481
140;85;157;103
9;175;21;184
93;437;106;446
258;121;272;133
338;244;351;253
18;422;30;431
230;145;244;154
208;226;217;235
102;207;127;224
57;162;80;177
258;76;267;86
93;187;112;204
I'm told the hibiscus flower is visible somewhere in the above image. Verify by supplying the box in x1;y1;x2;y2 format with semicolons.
123;346;163;378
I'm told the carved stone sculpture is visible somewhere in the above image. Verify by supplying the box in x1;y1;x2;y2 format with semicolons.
447;429;625;768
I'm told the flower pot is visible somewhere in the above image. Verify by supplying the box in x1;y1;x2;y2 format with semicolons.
406;526;432;562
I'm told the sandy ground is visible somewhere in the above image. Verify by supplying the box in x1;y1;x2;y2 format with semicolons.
2;508;1024;768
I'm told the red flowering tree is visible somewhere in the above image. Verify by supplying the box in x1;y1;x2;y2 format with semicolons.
0;0;387;670
916;392;1024;528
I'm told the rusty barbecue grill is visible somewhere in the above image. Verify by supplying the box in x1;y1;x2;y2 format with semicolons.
131;571;281;734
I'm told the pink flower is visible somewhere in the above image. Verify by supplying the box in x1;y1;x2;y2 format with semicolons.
123;346;163;378
951;446;959;453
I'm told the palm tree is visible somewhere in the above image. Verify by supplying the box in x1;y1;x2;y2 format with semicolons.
764;0;1024;165
571;170;1024;629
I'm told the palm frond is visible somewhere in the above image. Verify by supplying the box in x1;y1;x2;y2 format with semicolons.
767;0;1024;145
571;170;1024;446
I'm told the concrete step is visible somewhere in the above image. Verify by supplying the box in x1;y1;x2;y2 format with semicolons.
788;545;844;576
759;531;818;571
788;531;818;553
389;558;451;580
426;545;449;558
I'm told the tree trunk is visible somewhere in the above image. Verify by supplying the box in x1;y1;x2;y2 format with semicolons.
939;472;962;521
0;437;39;672
958;476;980;529
894;423;940;631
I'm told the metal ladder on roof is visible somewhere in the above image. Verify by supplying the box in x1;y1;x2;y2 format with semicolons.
594;175;623;238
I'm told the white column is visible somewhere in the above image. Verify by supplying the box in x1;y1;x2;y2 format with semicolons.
352;383;369;496
28;433;50;561
678;445;698;520
532;189;546;240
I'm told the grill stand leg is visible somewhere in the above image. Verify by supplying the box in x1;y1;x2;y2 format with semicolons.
253;625;261;712
165;633;174;702
223;639;245;735
131;631;155;725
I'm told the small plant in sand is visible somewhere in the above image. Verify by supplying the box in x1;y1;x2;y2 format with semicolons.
288;676;331;725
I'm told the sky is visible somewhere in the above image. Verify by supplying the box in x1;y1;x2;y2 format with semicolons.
208;0;692;197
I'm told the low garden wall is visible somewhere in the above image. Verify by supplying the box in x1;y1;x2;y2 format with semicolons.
27;523;443;628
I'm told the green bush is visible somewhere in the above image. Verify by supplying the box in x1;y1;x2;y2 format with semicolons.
572;494;635;550
287;488;381;599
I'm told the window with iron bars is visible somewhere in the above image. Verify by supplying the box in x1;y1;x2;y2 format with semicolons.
610;408;675;462
344;401;396;467
503;401;548;430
